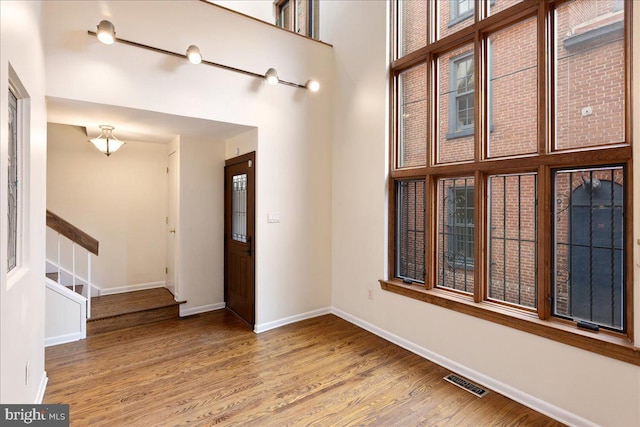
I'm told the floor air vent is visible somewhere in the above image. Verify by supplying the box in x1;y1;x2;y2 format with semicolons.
444;374;488;398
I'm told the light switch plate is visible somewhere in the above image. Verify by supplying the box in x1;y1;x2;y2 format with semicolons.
267;213;280;223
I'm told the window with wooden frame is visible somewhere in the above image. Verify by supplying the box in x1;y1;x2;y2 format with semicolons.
383;0;636;364
274;0;319;39
7;87;19;272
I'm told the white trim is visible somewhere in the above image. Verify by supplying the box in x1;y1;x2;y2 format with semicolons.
99;281;165;296
254;307;332;333
45;278;87;339
90;283;101;297
45;277;87;306
180;302;226;317
35;372;48;404
45;332;84;347
330;307;597;427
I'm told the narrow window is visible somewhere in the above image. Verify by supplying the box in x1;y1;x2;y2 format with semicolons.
437;177;475;293
7;88;18;272
488;173;537;309
396;180;426;283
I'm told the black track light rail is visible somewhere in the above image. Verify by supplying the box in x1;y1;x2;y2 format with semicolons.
87;30;306;89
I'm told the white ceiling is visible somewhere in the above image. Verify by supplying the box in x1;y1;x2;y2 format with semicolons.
46;97;254;144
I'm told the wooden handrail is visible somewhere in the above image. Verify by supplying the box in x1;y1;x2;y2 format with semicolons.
46;210;99;256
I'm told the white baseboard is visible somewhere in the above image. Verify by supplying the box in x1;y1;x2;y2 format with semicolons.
98;281;165;296
45;332;84;348
330;307;596;427
254;307;332;333
180;302;225;317
35;371;48;404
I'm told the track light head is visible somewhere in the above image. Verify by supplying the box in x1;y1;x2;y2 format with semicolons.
186;45;202;64
97;20;116;45
305;79;320;92
265;68;279;85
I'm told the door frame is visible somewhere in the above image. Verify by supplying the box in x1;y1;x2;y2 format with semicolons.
224;151;256;327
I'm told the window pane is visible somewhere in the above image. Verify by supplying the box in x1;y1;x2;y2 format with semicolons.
437;177;474;294
398;63;427;168
555;0;625;150
280;1;293;31
439;0;474;40
396;180;426;283
554;166;624;331
489;173;537;308
438;45;474;164
398;0;427;58
487;18;537;158
232;174;247;243
489;0;524;17
8;89;18;272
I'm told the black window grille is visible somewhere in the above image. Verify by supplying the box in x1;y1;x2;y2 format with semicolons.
488;173;537;308
438;177;474;293
553;167;625;331
396;180;425;283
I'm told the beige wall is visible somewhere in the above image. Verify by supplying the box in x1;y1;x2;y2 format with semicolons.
323;1;640;426
47;123;167;290
176;136;226;314
0;0;48;404
43;0;333;327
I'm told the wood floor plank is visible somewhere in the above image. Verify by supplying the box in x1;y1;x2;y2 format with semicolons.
44;311;564;426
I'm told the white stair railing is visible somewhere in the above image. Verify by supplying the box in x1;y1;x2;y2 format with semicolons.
46;210;99;319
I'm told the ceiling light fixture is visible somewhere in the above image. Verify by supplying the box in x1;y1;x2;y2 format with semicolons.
186;45;202;64
305;79;320;92
265;68;279;85
89;125;124;156
96;20;116;45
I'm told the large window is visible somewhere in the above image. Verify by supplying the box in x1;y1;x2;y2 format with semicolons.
386;0;633;362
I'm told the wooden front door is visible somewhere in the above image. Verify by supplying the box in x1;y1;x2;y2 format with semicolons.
224;152;255;327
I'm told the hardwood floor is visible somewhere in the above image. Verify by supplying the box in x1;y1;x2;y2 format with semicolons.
44;311;563;426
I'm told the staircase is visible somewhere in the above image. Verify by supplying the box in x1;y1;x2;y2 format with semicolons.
46;210;185;344
88;288;185;334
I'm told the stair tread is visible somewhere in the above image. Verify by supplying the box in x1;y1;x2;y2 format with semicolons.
90;288;185;321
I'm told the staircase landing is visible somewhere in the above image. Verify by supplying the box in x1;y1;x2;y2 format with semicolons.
88;288;185;334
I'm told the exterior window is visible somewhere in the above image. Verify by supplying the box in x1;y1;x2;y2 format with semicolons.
275;0;319;39
387;0;633;362
449;53;474;138
450;0;474;27
7;88;18;272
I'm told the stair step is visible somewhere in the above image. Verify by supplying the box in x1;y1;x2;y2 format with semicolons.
88;288;185;335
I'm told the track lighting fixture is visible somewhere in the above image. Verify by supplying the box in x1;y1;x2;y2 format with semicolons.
265;68;279;85
89;23;321;91
186;45;202;64
305;79;320;92
96;20;116;45
90;125;124;156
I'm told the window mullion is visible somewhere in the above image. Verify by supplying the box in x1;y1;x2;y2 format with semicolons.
474;170;486;303
537;165;551;320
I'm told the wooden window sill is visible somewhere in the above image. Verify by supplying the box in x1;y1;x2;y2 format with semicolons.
380;279;640;366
